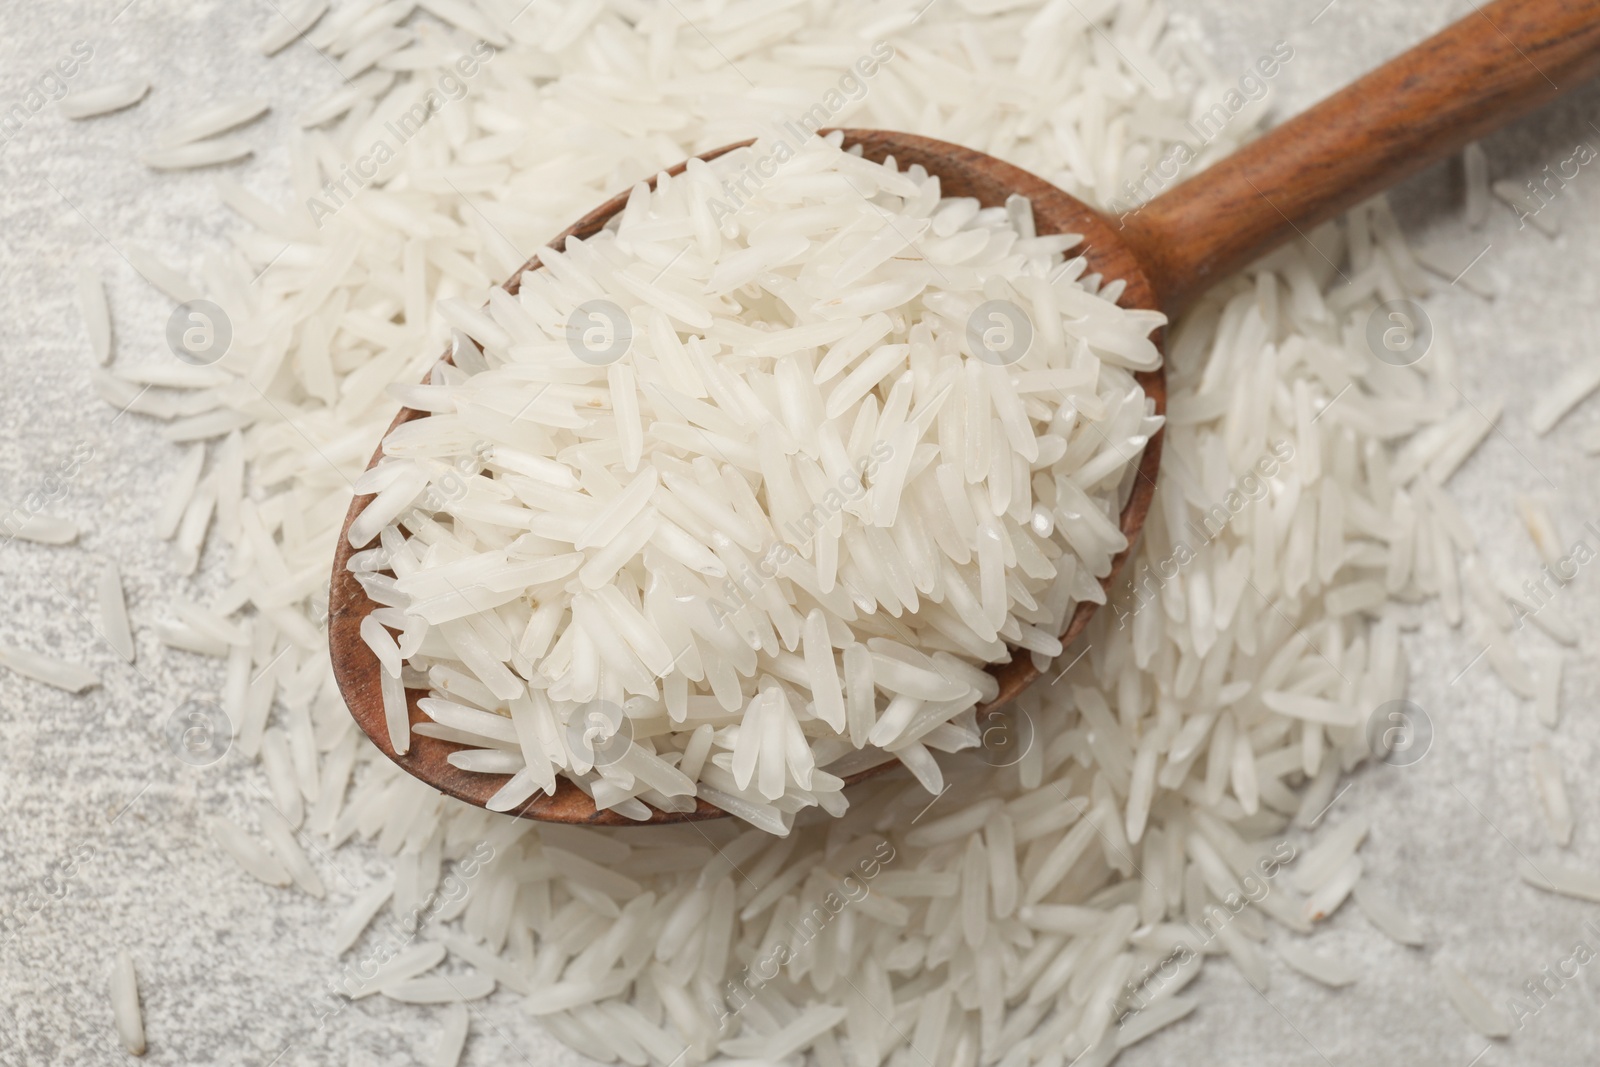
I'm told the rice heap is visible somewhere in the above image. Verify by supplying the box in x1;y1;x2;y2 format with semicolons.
76;0;1547;1062
349;129;1163;824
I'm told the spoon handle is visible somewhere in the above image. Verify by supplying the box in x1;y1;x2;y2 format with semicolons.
1120;0;1600;314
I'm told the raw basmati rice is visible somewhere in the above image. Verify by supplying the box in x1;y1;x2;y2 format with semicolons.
153;99;270;150
349;131;1160;826
110;947;145;1056
0;510;79;545
80;0;1582;1063
258;0;330;55
1352;880;1426;947
208;815;290;887
140;138;255;172
426;1003;470;1067
1534;655;1563;727
383;973;496;1003
1276;941;1358;988
76;266;111;366
62;79;148;119
98;560;136;663
1435;959;1511;1038
124;248;199;304
331;878;393;954
1529;741;1574;846
1529;358;1600;434
1291;814;1370;894
1518;857;1600;903
0;641;99;693
1492;178;1559;235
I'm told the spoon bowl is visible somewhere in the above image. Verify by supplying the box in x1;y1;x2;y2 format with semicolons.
328;130;1166;825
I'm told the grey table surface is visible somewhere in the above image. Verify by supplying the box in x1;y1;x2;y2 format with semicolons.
2;1;1598;1064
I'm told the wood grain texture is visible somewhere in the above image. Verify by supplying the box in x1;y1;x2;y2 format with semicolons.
328;130;1166;824
1121;0;1600;314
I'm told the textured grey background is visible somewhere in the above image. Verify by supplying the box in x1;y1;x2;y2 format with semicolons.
1;1;1598;1064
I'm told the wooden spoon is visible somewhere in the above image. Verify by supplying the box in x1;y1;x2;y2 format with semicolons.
330;0;1600;825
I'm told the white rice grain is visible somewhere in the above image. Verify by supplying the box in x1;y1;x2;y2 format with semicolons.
426;1003;470;1067
140;137;255;172
124;248;201;304
1114;995;1198;1049
1353;880;1424;946
333;879;395;954
1529;742;1574;847
98;560;136;663
62;79;149;119
1435;959;1511;1038
76;266;112;365
259;0;330;54
208;815;290;887
1534;655;1563;728
1305;856;1362;923
109;948;146;1056
1530;358;1600;435
154;99;270;150
1276;941;1358;988
1518;857;1600;903
0;641;99;693
383;973;496;1004
260;802;326;898
0;509;80;545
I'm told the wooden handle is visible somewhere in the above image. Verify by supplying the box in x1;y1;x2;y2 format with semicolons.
1122;0;1600;314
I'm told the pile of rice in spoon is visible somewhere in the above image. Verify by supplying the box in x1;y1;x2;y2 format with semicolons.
348;130;1163;827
